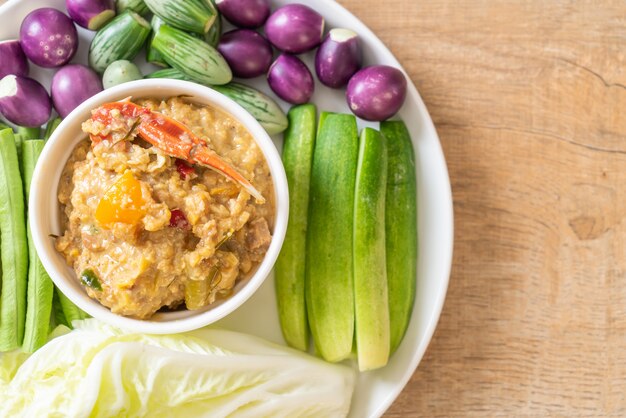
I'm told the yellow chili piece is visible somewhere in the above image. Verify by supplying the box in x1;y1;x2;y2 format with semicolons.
95;171;146;227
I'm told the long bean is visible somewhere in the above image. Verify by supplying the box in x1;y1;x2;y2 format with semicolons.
0;128;28;351
22;140;54;352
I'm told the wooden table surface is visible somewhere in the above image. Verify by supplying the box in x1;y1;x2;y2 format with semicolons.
334;0;626;416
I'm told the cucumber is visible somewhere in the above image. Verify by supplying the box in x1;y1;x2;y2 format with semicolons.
88;11;151;73
44;118;62;140
275;104;316;351
353;128;389;370
116;0;150;15
151;23;232;86
144;0;217;34
22;140;54;353
146;15;168;67
380;120;417;354
305;113;359;362
145;68;286;134
212;83;288;135
0;128;28;351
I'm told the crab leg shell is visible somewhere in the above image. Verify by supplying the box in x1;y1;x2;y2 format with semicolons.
137;116;266;203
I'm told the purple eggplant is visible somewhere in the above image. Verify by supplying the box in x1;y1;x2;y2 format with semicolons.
217;29;273;78
315;28;362;89
265;4;324;54
267;54;314;104
215;0;270;29
66;0;116;30
346;65;407;121
0;40;29;79
0;75;52;127
51;64;103;118
20;8;78;68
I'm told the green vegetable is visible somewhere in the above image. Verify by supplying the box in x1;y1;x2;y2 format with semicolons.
51;291;69;329
146;16;168;67
184;266;219;310
56;289;89;327
144;68;189;80
116;0;150;15
102;60;143;89
12;133;23;164
15;126;40;140
0;320;356;416
0;128;28;351
88;11;151;73
151;23;232;86
80;269;102;291
275;104;316;351
0;123;10;131
353;127;389;371
143;0;217;34
22;140;54;353
44;118;62;140
305;113;359;362
212;83;288;135
145;68;286;134
380;120;417;354
204;5;221;47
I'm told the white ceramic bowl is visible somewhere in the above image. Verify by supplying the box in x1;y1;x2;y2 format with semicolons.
29;79;289;334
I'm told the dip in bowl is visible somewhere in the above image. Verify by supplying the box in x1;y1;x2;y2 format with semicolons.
30;79;288;333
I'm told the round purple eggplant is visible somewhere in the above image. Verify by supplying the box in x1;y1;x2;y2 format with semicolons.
315;28;362;89
0;40;29;79
267;54;314;104
51;64;103;118
66;0;116;30
20;8;78;68
265;4;324;54
215;0;270;28
217;29;273;78
0;75;52;127
346;65;407;121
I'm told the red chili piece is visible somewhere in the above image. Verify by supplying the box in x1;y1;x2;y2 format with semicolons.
169;209;190;230
175;159;195;180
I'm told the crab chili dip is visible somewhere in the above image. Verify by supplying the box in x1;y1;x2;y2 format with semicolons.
55;97;275;319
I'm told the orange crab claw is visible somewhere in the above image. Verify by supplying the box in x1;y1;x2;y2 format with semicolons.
88;98;265;203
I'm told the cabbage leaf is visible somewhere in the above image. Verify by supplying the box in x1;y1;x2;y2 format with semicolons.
0;320;355;417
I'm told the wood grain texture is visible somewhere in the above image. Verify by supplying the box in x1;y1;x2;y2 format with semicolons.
333;0;626;416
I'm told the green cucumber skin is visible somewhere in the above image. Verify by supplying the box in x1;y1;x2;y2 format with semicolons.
0;129;28;351
144;0;216;34
305;113;359;362
152;24;232;86
89;11;151;73
275;104;317;351
380;120;417;354
146;68;286;134
22;140;54;353
116;0;150;15
353;128;390;371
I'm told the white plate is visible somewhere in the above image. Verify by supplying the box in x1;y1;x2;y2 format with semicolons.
0;1;454;416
